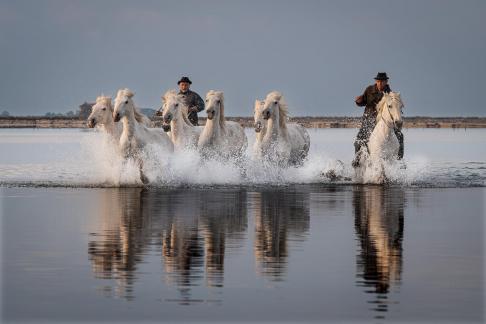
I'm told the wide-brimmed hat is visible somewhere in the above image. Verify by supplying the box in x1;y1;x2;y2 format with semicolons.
177;76;192;85
374;72;389;80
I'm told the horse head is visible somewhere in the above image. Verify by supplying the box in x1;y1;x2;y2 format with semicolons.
379;92;404;129
159;90;190;132
113;88;135;122
253;99;266;133
205;90;225;125
262;91;289;128
87;95;113;128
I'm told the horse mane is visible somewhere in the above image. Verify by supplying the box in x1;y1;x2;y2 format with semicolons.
390;91;404;108
375;93;387;122
95;95;112;110
376;92;403;124
116;88;134;99
114;88;151;124
162;89;178;102
133;107;152;125
207;90;226;130
266;91;288;129
163;89;193;126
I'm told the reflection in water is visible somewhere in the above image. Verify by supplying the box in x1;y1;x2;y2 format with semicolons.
88;188;248;303
88;188;150;300
353;186;405;320
87;187;311;302
199;190;248;288
252;189;310;280
160;189;248;303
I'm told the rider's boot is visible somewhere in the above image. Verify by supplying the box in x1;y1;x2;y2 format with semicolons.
395;129;404;160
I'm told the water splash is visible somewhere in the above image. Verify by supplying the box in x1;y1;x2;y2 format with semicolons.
0;129;485;188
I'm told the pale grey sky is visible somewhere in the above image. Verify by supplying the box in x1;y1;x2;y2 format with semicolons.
0;0;485;116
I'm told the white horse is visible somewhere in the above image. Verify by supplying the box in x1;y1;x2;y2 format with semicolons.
198;90;247;160
113;88;174;183
355;91;404;183
255;91;310;166
157;90;202;151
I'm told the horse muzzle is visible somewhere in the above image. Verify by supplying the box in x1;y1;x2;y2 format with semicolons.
87;118;96;128
394;120;403;130
207;110;214;120
163;114;172;124
113;113;121;122
254;121;262;133
162;123;171;132
263;111;270;120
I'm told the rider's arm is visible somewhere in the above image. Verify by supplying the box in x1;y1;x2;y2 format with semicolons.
355;90;367;107
188;92;205;113
194;93;205;112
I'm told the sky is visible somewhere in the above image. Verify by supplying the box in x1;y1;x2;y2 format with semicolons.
0;0;485;117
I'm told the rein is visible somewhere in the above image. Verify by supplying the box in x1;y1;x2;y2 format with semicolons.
378;96;399;129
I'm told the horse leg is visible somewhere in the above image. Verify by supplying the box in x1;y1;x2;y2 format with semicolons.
394;128;404;160
137;158;149;185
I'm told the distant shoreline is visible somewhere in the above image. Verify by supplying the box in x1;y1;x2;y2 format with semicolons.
1;116;485;129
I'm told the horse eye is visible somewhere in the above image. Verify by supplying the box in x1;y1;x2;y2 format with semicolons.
175;103;179;107
125;100;128;104
102;108;106;111
217;100;220;104
388;105;392;108
274;101;278;104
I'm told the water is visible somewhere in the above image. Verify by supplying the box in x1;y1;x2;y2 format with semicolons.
0;128;485;187
1;128;485;323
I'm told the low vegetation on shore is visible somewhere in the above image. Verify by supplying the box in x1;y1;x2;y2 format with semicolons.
1;116;485;129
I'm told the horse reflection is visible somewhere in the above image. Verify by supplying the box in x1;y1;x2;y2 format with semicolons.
253;189;310;280
353;185;404;319
88;188;150;300
199;190;248;287
159;189;247;303
87;188;248;302
159;191;204;294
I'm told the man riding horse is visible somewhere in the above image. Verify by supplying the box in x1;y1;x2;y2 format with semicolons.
352;72;404;167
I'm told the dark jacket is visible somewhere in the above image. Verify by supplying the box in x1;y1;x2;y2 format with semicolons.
355;84;391;120
178;89;205;126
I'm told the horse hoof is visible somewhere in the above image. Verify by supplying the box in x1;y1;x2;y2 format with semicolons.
140;173;149;185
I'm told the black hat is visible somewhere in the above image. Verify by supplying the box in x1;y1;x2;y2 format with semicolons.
177;76;192;85
374;72;389;80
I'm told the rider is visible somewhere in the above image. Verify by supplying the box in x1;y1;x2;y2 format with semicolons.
177;76;205;126
352;72;404;167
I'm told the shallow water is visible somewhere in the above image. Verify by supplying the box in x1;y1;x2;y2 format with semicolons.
1;128;485;323
1;185;484;323
0;128;485;187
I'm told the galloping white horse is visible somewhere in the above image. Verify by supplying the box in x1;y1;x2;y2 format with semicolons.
157;90;202;151
254;91;310;166
113;88;174;182
356;91;404;183
198;90;247;160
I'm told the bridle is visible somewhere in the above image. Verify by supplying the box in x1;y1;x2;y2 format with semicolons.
378;95;401;129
